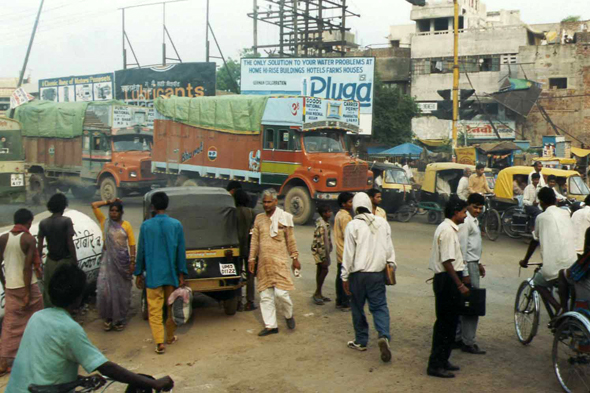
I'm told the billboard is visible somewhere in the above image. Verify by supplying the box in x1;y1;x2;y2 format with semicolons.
115;63;216;107
39;73;114;103
240;57;375;136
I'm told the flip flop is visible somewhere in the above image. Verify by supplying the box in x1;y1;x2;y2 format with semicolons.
155;345;166;355
166;335;178;345
312;296;325;305
103;321;113;331
114;323;125;332
322;297;332;302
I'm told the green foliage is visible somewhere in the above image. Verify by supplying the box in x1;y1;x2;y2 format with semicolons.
216;48;261;94
372;78;418;146
562;15;581;22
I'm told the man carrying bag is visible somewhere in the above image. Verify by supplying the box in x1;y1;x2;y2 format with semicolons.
342;193;397;363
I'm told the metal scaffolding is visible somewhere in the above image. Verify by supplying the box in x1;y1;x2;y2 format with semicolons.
248;0;359;57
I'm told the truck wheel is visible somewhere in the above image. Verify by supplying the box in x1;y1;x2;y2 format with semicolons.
285;186;315;225
71;186;96;200
223;292;239;316
99;177;117;201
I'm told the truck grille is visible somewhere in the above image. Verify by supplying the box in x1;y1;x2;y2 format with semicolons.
342;164;367;189
140;161;152;179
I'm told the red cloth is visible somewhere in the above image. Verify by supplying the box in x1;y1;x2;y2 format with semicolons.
10;224;42;278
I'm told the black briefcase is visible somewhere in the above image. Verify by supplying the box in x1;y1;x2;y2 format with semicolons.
458;288;486;317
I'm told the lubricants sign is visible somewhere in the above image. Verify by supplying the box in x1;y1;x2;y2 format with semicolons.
240;57;375;136
115;62;216;107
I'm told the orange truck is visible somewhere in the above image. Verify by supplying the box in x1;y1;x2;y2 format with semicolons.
15;101;165;201
152;95;373;224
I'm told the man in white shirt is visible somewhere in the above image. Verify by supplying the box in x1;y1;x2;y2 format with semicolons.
367;188;387;220
520;187;577;315
456;168;472;201
547;175;566;203
436;174;453;204
523;173;542;225
401;158;414;183
572;195;590;255
342;193;396;363
427;197;469;379
457;194;486;355
528;161;547;187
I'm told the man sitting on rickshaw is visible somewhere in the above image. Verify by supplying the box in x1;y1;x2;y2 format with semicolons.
520;188;577;315
523;173;542;225
558;226;590;313
547;175;567;204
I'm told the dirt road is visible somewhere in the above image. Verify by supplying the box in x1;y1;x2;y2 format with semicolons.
0;197;562;392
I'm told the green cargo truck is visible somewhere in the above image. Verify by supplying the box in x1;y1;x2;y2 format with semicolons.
0;117;26;203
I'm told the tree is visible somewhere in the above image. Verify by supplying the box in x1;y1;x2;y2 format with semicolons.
562;15;581;23
371;77;419;146
216;48;261;94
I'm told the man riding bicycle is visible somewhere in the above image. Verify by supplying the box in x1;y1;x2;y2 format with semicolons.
6;263;174;392
519;187;577;316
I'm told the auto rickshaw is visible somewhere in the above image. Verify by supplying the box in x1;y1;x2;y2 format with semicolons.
371;162;416;221
140;187;244;319
495;166;590;238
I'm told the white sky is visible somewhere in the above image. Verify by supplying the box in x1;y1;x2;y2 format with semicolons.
1;0;588;81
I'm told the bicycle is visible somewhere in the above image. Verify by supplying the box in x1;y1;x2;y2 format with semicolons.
28;374;171;393
479;194;501;241
514;263;590;392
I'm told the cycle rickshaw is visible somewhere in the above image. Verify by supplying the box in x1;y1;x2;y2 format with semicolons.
515;263;590;392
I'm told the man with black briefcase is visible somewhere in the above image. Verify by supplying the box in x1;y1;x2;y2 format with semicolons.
457;193;487;355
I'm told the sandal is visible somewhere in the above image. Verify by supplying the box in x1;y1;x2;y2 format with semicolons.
103;321;113;331
322;297;332;302
245;302;258;311
166;335;178;345
155;344;166;354
312;295;325;305
114;323;125;332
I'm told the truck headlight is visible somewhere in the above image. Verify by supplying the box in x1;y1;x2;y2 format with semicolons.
130;171;138;178
327;178;337;187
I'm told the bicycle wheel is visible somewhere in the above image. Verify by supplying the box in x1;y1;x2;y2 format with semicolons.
502;208;522;239
553;317;590;392
396;205;413;223
484;208;502;241
514;280;540;345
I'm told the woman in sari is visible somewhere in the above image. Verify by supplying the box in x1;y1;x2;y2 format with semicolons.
92;198;136;331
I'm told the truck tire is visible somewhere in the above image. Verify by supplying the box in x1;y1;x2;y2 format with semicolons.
71;186;96;200
285;186;315;225
99;177;118;201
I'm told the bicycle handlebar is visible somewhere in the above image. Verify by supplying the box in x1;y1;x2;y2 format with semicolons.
29;375;107;393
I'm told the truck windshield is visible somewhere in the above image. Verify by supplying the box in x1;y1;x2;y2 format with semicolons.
113;135;152;152
303;131;344;153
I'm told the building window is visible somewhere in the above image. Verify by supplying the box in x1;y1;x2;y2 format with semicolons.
417;19;430;33
549;78;568;90
434;18;449;31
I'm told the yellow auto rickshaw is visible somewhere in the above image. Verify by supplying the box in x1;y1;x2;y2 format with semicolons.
419;163;501;239
371;162;417;221
495;166;589;238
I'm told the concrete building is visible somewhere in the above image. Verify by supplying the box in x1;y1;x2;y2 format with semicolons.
388;0;589;147
0;77;38;116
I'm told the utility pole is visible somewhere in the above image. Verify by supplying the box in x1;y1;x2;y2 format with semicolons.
206;0;210;62
452;0;460;157
10;0;44;119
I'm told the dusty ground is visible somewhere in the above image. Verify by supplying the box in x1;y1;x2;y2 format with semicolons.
0;196;564;392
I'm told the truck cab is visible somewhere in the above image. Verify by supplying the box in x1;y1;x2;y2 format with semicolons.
261;126;372;224
0;117;26;203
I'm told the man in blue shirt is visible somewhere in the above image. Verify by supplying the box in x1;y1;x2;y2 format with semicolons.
7;263;173;392
134;191;188;355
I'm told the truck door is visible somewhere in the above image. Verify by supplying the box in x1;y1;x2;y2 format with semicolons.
260;126;302;186
84;131;109;180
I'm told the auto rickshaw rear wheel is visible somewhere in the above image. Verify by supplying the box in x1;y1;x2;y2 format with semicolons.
427;210;442;225
396;205;413;223
223;291;239;316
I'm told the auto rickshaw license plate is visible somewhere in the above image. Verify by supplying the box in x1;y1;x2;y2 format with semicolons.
10;174;23;187
220;263;237;276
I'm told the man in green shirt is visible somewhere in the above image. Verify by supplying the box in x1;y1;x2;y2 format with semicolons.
7;263;173;392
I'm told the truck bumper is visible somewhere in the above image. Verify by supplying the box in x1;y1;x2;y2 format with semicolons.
314;190;368;201
119;179;167;190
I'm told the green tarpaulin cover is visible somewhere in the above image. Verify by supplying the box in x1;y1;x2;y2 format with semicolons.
155;95;269;135
15;100;124;138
